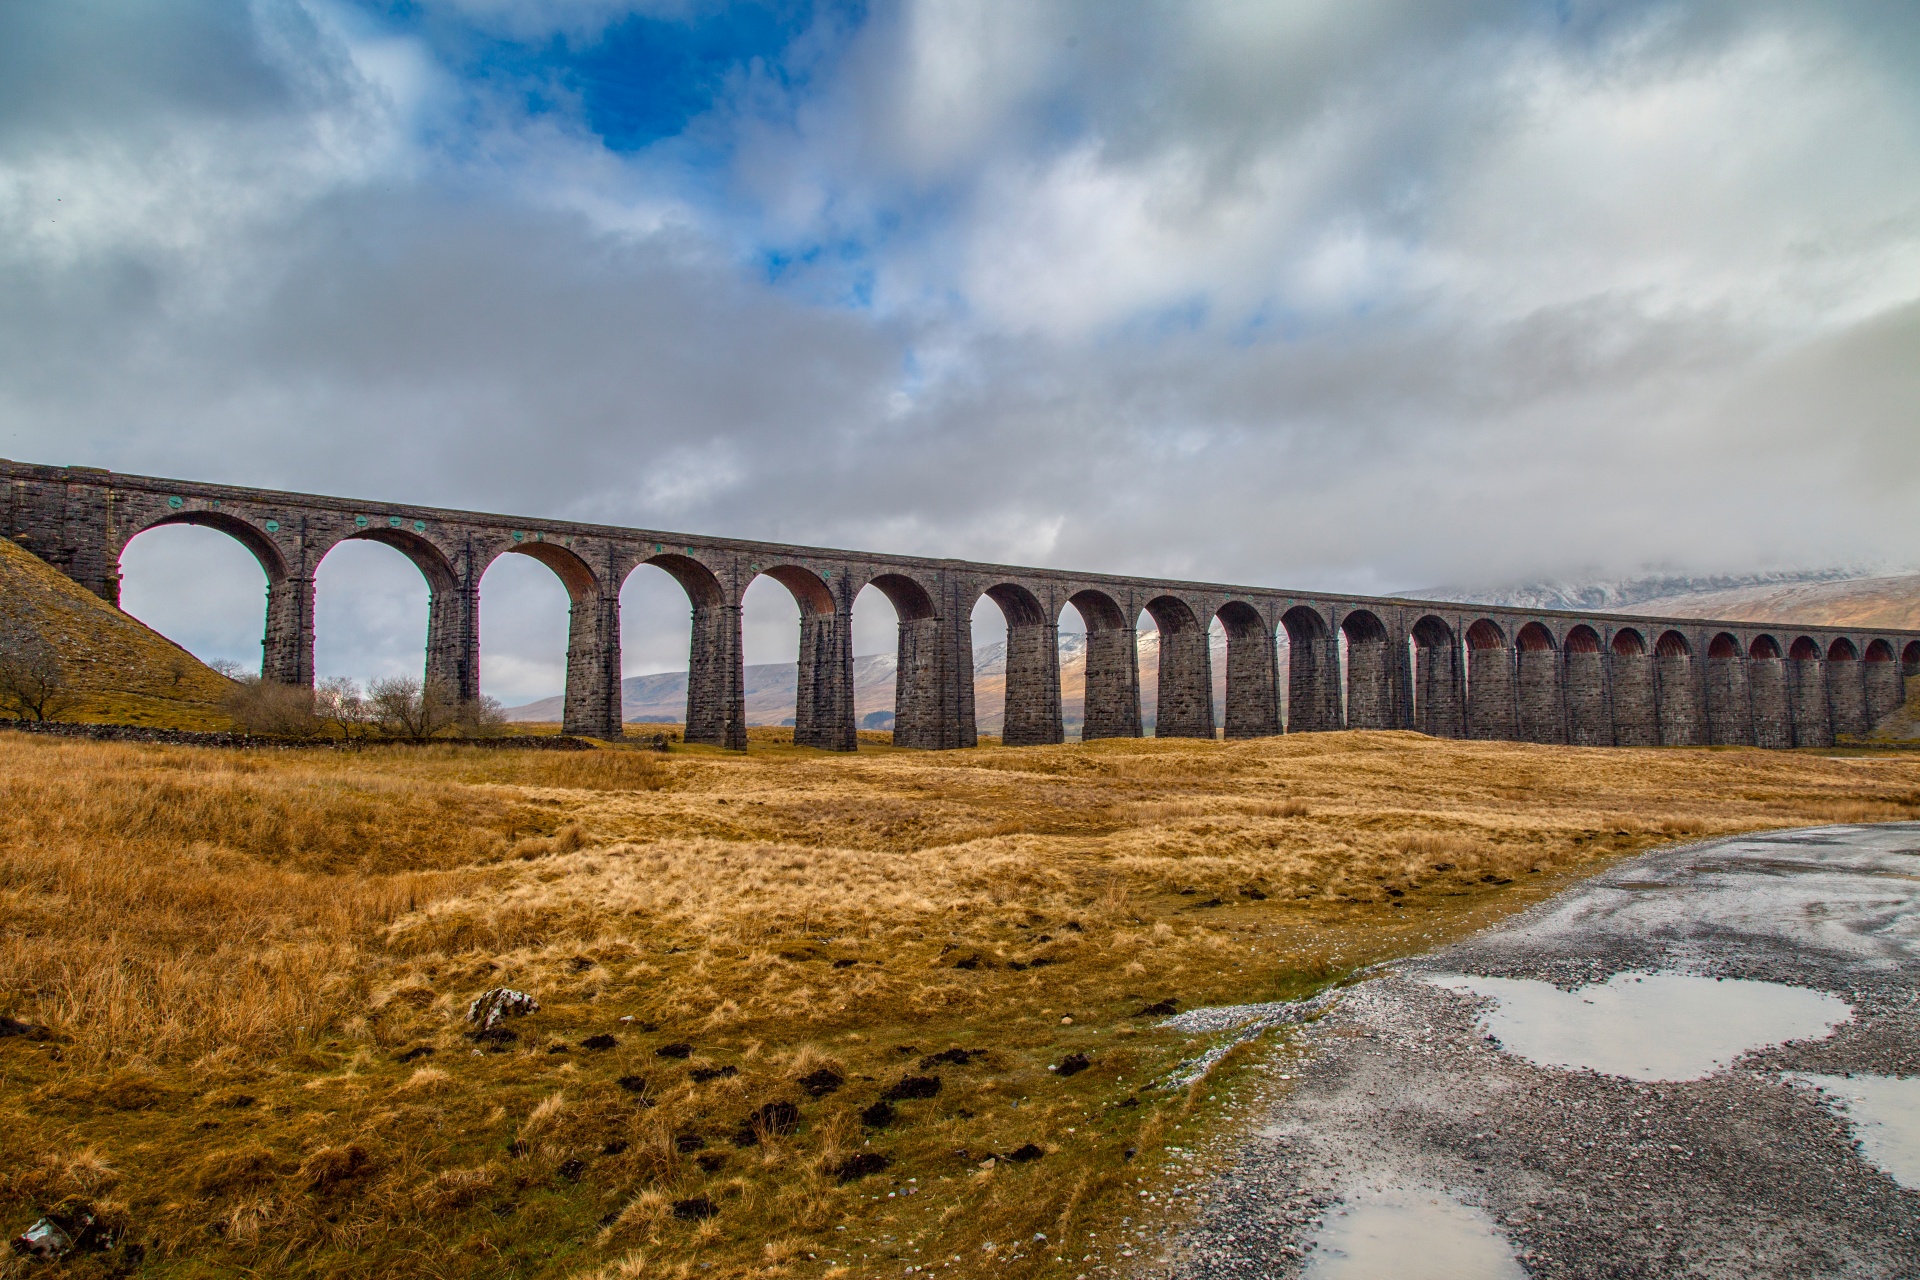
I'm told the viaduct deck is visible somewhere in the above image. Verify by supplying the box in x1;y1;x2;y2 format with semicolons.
6;459;1916;751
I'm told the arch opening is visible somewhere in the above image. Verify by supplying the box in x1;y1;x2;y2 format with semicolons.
1516;622;1556;653
1411;615;1453;648
1655;630;1691;659
1828;637;1859;662
1564;625;1601;654
1790;636;1822;661
1905;641;1920;666
1611;628;1647;657
116;521;280;677
1708;633;1739;660
1865;639;1895;663
1750;635;1782;659
1466;619;1505;650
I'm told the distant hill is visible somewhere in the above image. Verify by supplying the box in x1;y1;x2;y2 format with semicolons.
1423;568;1920;631
0;536;235;729
1411;568;1880;614
506;629;1232;734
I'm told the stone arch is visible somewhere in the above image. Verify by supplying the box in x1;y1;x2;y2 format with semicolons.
1863;638;1905;728
1704;632;1751;746
317;527;466;702
856;570;951;749
1281;605;1338;733
1513;623;1562;744
1217;600;1280;739
977;582;1061;747
758;565;835;615
750;565;849;751
1787;636;1831;747
478;541;619;739
117;510;301;684
1826;637;1867;737
1067;589;1139;741
1340;609;1396;731
1464;619;1514;741
1906;640;1920;672
618;552;735;747
1653;630;1699;746
1144;595;1213;738
1748;634;1791;748
336;526;457;593
1409;615;1463;740
1609;628;1656;746
125;509;289;583
1564;625;1609;747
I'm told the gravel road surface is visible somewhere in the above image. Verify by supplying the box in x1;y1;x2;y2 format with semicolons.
1161;823;1920;1280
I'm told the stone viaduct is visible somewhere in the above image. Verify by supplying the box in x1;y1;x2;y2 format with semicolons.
6;459;1918;751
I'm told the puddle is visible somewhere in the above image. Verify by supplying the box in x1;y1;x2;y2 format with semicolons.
1790;1073;1920;1188
1301;1187;1523;1279
1429;972;1851;1081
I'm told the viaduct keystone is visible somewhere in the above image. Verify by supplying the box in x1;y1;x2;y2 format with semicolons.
6;459;1919;753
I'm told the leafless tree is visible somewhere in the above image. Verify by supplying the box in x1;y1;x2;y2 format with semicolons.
368;676;508;741
0;633;74;722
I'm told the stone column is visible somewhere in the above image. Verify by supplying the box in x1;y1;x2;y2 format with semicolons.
1865;656;1903;730
1749;657;1792;749
1344;635;1395;730
1466;645;1516;741
1655;652;1704;746
1287;634;1342;733
262;575;314;687
1705;655;1754;746
426;581;481;703
1081;627;1142;740
1829;659;1867;738
1789;657;1832;748
687;602;747;749
1223;626;1282;739
1002;621;1065;746
1515;647;1563;743
894;602;975;750
794;610;857;751
1413;639;1464;739
562;589;624;740
1564;649;1610;746
1610;652;1657;746
1155;625;1215;738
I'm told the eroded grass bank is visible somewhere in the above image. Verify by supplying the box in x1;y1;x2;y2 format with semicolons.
3;730;1917;1279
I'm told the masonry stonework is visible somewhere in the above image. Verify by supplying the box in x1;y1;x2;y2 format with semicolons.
6;460;1914;753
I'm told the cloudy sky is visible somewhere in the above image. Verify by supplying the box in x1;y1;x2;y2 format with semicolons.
3;0;1917;702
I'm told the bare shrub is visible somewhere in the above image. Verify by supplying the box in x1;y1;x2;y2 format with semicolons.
222;676;324;737
0;631;74;722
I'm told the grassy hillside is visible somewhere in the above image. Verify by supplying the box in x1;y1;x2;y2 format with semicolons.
3;730;1918;1279
0;537;235;729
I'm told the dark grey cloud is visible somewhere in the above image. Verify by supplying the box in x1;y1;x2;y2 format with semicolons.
4;0;1918;701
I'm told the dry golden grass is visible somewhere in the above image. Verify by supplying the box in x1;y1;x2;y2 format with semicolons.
3;729;1919;1280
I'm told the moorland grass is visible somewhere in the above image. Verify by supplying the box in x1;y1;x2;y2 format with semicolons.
3;728;1918;1279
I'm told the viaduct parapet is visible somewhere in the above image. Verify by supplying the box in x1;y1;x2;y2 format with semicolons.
6;459;1916;751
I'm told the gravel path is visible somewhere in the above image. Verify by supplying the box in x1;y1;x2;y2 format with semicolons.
1157;823;1920;1280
